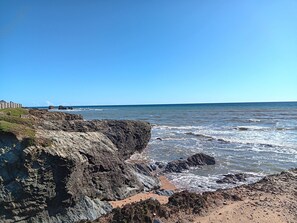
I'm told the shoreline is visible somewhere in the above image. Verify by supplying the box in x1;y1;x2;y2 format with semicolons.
98;168;297;223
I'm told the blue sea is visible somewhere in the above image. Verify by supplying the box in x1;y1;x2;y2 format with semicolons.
50;102;297;192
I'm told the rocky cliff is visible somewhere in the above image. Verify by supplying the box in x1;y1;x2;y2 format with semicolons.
0;109;157;222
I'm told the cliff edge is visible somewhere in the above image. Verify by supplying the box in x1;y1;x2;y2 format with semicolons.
0;108;157;222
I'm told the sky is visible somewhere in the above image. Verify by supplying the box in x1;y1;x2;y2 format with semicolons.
1;0;297;106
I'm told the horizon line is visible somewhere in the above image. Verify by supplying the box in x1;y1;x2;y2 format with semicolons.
30;100;297;108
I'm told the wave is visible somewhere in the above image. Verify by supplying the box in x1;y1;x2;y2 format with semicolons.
184;131;296;150
234;125;297;131
275;127;297;131
234;126;270;131
248;119;261;123
185;132;231;144
153;125;203;130
72;108;104;111
167;172;263;192
185;132;216;141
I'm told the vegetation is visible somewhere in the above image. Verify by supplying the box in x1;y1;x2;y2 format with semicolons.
0;108;28;116
0;108;36;141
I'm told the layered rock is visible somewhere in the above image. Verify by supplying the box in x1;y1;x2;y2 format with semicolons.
0;109;156;222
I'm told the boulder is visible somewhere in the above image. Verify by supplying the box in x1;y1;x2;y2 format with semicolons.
165;160;190;173
164;153;215;173
186;153;215;166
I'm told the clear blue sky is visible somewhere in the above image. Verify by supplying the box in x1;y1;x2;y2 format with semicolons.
1;0;296;106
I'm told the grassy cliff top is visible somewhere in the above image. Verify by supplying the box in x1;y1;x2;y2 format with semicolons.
0;108;35;139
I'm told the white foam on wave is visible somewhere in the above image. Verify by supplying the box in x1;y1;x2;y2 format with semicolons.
153;125;204;130
73;108;104;111
167;172;263;192
153;124;297;156
248;119;261;123
235;125;270;131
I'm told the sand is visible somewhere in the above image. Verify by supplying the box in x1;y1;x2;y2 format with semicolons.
109;175;176;208
195;194;295;223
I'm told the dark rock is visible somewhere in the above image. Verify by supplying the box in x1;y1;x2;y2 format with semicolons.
150;163;157;171
164;153;215;173
165;160;190;173
168;191;207;214
155;162;166;169
58;105;67;110
29;109;83;121
98;120;151;160
216;173;251;184
133;163;160;191
186;153;215;166
0;109;156;222
102;198;169;223
48;105;55;109
155;189;174;196
57;105;73;110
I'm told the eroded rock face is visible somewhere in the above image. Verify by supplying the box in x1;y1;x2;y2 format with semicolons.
0;109;155;222
29;110;151;160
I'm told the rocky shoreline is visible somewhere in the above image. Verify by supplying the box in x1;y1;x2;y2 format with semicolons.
94;168;297;223
0;109;296;223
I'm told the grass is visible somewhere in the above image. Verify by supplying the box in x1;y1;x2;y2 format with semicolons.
0;120;35;138
0;108;28;116
0;108;36;141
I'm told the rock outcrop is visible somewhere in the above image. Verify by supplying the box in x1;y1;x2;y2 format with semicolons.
164;153;215;173
29;109;151;160
0;109;156;222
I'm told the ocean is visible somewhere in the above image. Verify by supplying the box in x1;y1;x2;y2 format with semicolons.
51;102;297;192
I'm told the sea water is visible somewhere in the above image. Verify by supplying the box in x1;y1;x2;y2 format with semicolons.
53;102;297;192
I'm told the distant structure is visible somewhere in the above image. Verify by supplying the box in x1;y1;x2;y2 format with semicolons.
0;100;22;109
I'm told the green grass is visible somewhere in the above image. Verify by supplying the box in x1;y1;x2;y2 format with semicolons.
0;108;35;141
0;108;32;125
0;120;35;138
0;108;28;116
